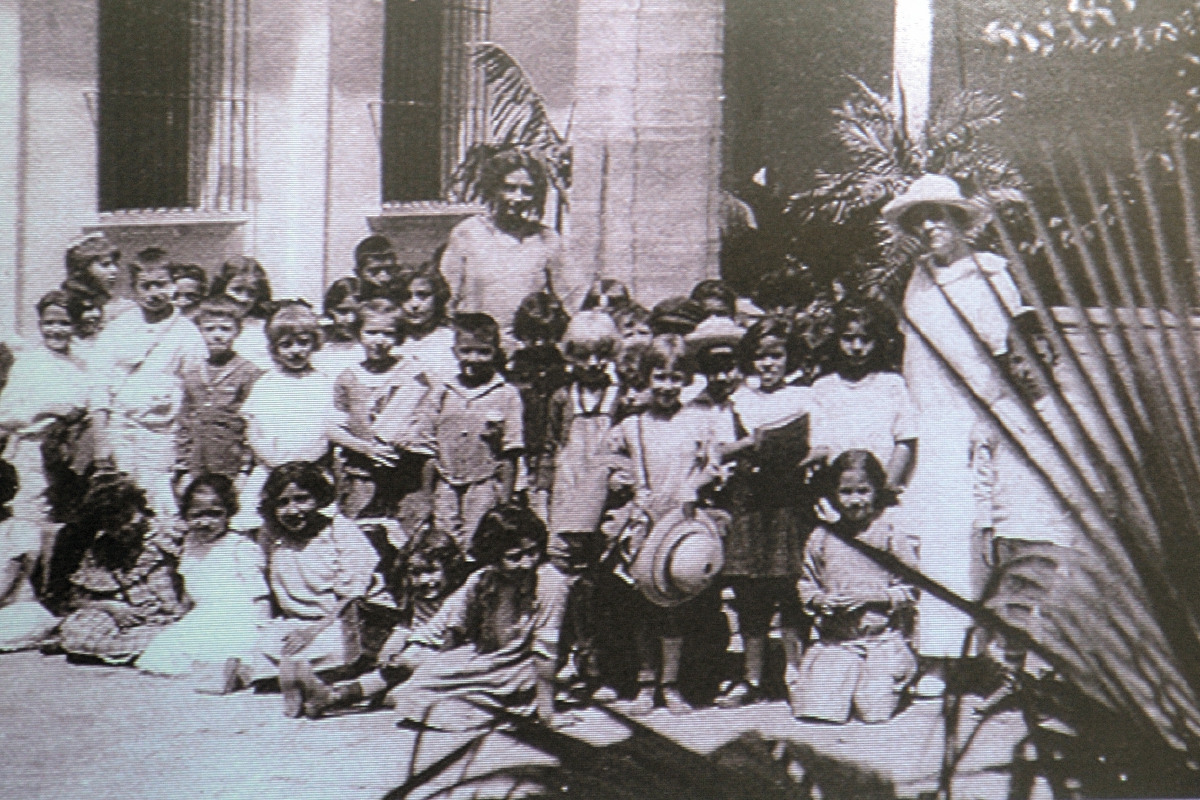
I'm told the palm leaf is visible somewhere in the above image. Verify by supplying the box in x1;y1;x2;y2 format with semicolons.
473;42;563;151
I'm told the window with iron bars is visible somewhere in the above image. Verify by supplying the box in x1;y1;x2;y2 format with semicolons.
381;0;489;205
97;0;250;213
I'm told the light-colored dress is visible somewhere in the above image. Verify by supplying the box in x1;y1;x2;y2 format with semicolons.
93;308;207;518
234;368;344;530
809;372;917;467
0;518;58;652
136;533;269;678
388;563;569;731
235;317;275;373
251;515;380;676
0;346;92;561
395;326;457;385
901;251;1022;657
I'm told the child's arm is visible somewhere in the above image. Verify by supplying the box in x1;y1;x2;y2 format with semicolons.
885;440;916;492
497;454;518;501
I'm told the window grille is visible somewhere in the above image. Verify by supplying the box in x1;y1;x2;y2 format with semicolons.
97;0;250;213
381;0;489;205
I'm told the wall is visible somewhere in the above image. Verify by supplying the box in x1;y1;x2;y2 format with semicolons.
570;0;725;308
14;0;101;338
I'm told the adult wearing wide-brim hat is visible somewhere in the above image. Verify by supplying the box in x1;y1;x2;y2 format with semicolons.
887;173;1046;697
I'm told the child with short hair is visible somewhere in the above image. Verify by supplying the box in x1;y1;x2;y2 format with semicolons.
65;289;105;368
606;334;725;715
354;235;400;302
541;311;624;702
507;290;571;520
405;313;525;554
92;258;208;517
236;302;345;529
136;474;271;690
209;256;276;371
807;297;916;494
173;299;265;493
690;279;738;321
717;317;816;707
790;449;918;724
168;263;208;319
0;292;93;581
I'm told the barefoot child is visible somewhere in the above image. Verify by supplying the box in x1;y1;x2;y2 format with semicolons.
225;462;380;715
790;449;918;724
137;474;270;689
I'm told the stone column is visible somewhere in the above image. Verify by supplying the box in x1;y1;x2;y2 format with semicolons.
894;0;933;141
0;0;22;339
247;0;333;303
570;0;724;308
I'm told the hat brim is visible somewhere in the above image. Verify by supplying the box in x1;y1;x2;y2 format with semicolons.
881;194;992;237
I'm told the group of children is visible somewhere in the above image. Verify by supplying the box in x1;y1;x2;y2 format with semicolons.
0;230;957;729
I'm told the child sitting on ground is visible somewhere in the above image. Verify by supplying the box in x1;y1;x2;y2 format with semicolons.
224;462;380;716
0;459;58;652
790;449;918;724
173;299;264;492
385;501;570;729
507;291;571;521
405;313;525;554
53;470;190;665
136;474;270;690
295;527;463;718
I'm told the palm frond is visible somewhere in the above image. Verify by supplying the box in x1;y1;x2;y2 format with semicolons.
473;43;563;151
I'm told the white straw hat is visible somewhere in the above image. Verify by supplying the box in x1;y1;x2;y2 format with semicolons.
881;174;992;235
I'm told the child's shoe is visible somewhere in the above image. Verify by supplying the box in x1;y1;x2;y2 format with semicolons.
715;680;761;709
221;657;252;695
660;684;692;715
590;685;619;703
629;683;656;716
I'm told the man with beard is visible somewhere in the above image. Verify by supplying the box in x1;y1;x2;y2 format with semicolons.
440;149;584;350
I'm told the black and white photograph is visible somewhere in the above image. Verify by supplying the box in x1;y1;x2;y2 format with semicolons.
3;0;1200;797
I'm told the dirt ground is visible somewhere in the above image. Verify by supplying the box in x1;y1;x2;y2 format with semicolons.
0;651;1019;800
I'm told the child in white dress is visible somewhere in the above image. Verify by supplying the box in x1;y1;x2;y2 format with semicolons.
137;474;270;690
235;302;347;529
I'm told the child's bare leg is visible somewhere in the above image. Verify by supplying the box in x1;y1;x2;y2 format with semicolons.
743;636;766;687
631;616;658;716
660;636;692;714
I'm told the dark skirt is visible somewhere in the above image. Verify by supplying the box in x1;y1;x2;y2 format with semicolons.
723;505;812;579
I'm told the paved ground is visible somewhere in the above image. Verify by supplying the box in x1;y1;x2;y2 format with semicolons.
0;651;1019;800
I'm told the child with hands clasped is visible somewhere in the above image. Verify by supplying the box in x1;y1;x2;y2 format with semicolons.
790;450;918;724
404;314;524;555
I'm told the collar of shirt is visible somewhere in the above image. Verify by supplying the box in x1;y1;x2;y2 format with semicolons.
444;372;506;401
